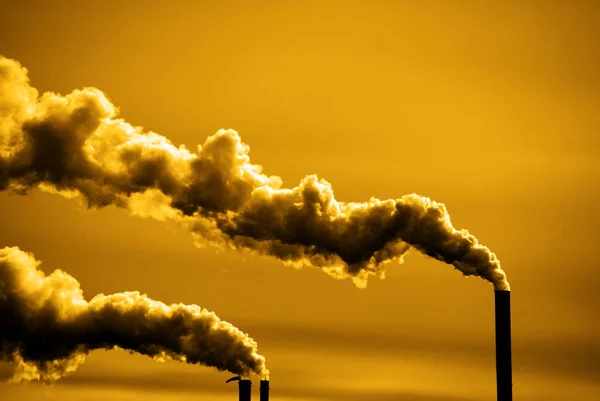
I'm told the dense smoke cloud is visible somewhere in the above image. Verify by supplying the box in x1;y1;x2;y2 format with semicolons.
0;246;269;383
0;56;509;290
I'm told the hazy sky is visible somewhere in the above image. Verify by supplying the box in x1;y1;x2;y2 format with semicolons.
1;1;599;400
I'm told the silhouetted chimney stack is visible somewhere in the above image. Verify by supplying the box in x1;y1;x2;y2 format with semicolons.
259;380;270;401
495;290;513;401
238;379;252;401
226;376;253;401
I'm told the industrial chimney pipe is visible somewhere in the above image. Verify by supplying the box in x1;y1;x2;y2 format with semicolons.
495;290;513;401
260;380;270;401
238;379;252;401
226;377;252;401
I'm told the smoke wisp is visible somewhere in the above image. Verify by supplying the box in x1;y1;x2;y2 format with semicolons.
0;246;269;384
0;56;509;290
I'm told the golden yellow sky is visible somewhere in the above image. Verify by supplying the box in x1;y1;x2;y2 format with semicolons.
1;0;599;400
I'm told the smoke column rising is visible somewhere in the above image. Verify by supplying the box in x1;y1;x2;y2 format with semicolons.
0;246;269;384
0;56;509;291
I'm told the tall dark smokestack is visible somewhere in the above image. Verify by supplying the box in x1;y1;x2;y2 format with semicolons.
238;379;252;401
260;380;270;401
494;290;512;401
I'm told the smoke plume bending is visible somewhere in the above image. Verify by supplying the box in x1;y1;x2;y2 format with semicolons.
0;246;269;384
0;56;509;291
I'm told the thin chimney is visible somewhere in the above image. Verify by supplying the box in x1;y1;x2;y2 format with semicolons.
238;379;252;401
260;380;270;401
495;290;513;401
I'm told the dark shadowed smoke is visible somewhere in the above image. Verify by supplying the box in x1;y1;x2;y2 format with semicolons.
0;247;269;384
0;56;509;290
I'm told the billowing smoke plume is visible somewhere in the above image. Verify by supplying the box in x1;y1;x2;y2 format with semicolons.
0;246;269;384
0;56;509;291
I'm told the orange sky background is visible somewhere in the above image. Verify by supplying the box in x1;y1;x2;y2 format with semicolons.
0;1;599;400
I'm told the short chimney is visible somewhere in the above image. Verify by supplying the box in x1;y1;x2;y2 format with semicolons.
259;380;269;401
238;379;252;401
